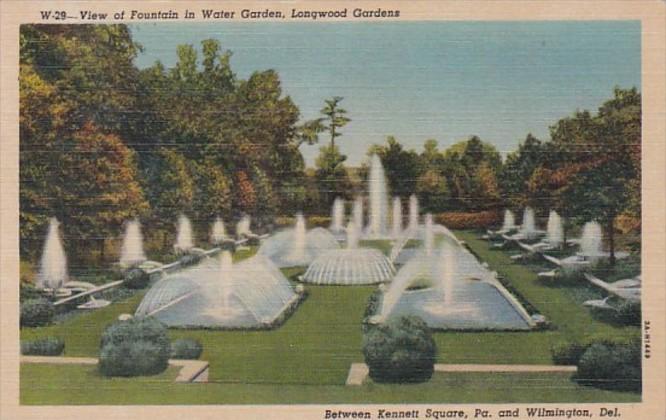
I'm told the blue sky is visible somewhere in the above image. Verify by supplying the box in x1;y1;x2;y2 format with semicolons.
130;21;640;166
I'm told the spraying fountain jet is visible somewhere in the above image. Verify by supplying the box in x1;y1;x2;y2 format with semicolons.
501;210;516;232
119;219;146;268
408;194;419;232
37;218;68;290
211;218;226;245
546;211;563;248
391;197;402;238
236;215;252;238
580;221;603;258
346;221;359;249
353;196;364;232
174;214;194;254
286;213;307;264
367;154;388;237
424;213;434;256
330;198;345;233
216;250;236;317
520;207;537;240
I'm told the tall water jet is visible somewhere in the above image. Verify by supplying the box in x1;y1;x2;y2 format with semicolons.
174;214;194;254
438;241;457;306
424;213;434;256
346;221;359;249
580;221;603;257
502;209;516;232
210;218;226;244
119;219;146;267
408;194;419;231
546;211;563;248
37;218;68;290
286;213;307;263
368;154;388;237
218;251;234;314
520;207;536;240
236;215;251;237
391;197;402;238
353;197;364;232
330;198;345;233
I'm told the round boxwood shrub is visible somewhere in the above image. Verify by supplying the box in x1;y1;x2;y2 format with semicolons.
362;315;436;383
550;341;588;365
575;338;641;392
614;300;641;326
99;317;170;377
171;338;203;360
20;298;55;327
21;337;64;356
124;268;150;289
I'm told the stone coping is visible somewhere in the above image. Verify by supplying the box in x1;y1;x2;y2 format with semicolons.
20;356;209;383
346;363;577;385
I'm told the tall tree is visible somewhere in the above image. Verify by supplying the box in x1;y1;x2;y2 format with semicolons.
320;96;351;147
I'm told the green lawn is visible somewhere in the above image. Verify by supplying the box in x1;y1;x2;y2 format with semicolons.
20;364;639;404
20;232;640;403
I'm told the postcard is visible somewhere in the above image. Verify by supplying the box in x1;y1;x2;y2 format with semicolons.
1;1;664;419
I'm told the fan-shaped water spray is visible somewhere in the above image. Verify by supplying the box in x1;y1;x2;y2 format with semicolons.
174;215;194;254
546;211;563;248
330;198;345;233
37;218;68;290
136;254;298;328
258;226;340;268
580;221;603;256
367;154;388;237
391;197;402;238
210;218;226;244
119;219;146;268
408;194;419;231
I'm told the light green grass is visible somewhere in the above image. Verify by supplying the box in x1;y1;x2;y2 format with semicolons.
20;364;639;405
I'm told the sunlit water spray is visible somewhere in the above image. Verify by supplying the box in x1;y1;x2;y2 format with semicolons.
580;221;603;257
502;209;516;231
391;197;402;238
211;218;226;244
174;214;194;254
521;207;536;239
330;198;344;232
353;197;364;232
368;154;388;237
408;194;419;232
119;219;146;267
37;218;68;290
546;211;563;248
236;215;252;237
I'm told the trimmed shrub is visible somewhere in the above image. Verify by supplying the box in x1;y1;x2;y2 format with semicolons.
433;211;501;229
124;268;150;289
171;338;203;360
363;316;436;383
614;300;641;326
20;298;55;327
551;341;588;365
21;337;64;356
99;317;170;377
364;289;382;319
576;338;641;392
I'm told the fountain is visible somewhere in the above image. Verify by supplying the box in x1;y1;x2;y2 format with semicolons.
119;219;147;268
377;229;533;330
580;221;603;257
546;211;563;248
353;196;364;232
136;254;299;328
520;207;537;240
37;218;68;290
367;154;388;237
346;221;359;249
391;197;402;238
174;215;194;254
408;194;419;232
424;214;434;256
285;214;306;265
301;219;395;285
330;198;345;233
236;215;252;237
210;218;226;244
501;210;516;232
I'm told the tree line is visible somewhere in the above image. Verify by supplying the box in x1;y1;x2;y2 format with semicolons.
19;24;640;265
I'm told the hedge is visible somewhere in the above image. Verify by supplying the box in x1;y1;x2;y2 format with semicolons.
21;337;65;356
433;211;501;229
171;338;203;360
20;298;55;327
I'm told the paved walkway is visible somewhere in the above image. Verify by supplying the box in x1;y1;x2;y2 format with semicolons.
346;363;577;385
21;356;209;383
